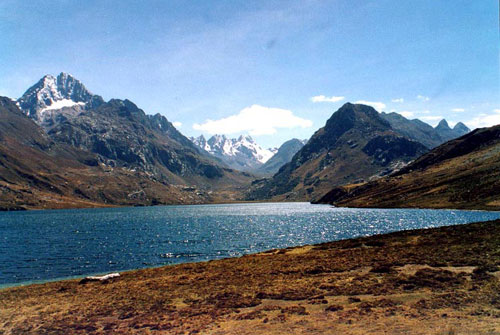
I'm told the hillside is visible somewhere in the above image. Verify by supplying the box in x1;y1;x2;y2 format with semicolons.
315;124;500;210
0;74;254;210
247;103;428;201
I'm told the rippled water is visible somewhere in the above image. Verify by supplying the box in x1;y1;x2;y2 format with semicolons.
1;202;499;286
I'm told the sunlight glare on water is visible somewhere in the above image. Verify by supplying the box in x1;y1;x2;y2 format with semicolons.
1;202;499;286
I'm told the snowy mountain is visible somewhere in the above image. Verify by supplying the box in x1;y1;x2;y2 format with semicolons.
190;134;277;172
17;72;104;123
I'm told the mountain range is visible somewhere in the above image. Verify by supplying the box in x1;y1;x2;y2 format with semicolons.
0;72;480;210
0;73;253;210
315;124;500;210
246;103;470;202
380;112;469;149
190;135;305;175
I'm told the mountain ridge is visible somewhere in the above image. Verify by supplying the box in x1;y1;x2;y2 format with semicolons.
246;103;429;201
380;112;470;149
315;124;500;210
0;72;256;209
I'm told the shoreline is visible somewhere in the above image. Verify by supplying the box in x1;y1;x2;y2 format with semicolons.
2;219;499;334
0;198;292;212
3;199;500;213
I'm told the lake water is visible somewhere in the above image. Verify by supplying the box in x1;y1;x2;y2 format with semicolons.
1;202;499;287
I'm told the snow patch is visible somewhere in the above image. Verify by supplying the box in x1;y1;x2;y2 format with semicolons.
41;99;85;113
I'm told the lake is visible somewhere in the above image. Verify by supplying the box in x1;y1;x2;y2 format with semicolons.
1;202;499;287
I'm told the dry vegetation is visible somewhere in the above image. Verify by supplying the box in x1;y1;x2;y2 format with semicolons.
1;220;500;334
316;125;500;210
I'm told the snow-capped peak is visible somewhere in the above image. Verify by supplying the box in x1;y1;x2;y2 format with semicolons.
190;134;277;171
17;72;104;121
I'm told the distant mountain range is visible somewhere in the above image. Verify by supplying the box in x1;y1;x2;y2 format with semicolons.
256;138;307;175
315;124;500;210
190;135;305;175
246;103;470;202
380;112;470;149
0;72;482;210
190;134;277;173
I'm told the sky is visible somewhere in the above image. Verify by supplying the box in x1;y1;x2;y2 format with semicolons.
0;0;499;148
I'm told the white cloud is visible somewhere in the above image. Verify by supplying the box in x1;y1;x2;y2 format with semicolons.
417;95;430;102
399;111;414;118
466;109;500;129
451;108;465;112
193;104;313;136
391;98;404;103
311;95;345;103
354;100;386;112
172;121;182;128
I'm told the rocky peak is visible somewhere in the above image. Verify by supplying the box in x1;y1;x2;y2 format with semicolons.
190;134;276;172
17;72;104;121
435;119;451;131
434;119;470;142
453;122;470;135
190;135;210;152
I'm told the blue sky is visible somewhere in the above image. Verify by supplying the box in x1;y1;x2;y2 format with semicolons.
1;0;499;148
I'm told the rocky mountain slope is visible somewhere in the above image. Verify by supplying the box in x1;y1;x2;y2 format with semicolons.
380;112;470;149
0;73;254;210
190;134;276;173
256;138;306;175
315;124;500;210
246;103;429;201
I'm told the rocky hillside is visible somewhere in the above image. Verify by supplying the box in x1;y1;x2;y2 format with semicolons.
190;134;276;173
315;124;500;210
0;73;254;210
45;98;229;186
247;103;428;201
256;138;306;175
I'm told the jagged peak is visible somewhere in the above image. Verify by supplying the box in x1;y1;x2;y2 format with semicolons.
57;72;75;80
436;119;451;130
18;72;104;120
191;133;275;164
453;121;470;132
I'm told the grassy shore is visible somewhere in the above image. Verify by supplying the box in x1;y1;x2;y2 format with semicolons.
1;220;500;334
